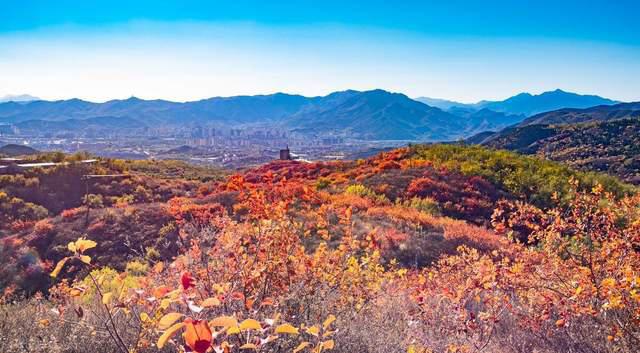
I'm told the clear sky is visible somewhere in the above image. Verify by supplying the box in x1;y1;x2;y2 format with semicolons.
1;0;639;103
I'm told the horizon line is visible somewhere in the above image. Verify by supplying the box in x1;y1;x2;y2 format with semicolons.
0;87;628;106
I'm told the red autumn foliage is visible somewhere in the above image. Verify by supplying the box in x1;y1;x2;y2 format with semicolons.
181;272;196;290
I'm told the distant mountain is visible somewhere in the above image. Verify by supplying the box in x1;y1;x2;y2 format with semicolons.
474;89;618;116
0;94;39;103
285;90;458;140
15;116;147;133
414;97;470;110
465;130;497;145
419;90;618;117
285;90;521;140
0;90;527;141
518;102;640;126
0;89;622;141
449;108;524;132
0;144;39;156
0;94;312;125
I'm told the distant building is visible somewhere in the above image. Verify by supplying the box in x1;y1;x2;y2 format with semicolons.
0;124;18;135
279;146;292;160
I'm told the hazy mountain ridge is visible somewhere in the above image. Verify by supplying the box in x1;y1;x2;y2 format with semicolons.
518;101;640;126
15;116;147;133
418;89;618;117
414;97;471;110
0;94;40;103
0;89;525;141
0;89;622;141
475;89;618;116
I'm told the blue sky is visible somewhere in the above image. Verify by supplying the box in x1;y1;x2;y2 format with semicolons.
1;0;639;102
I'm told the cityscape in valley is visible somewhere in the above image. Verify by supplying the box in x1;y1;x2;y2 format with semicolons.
2;2;640;353
0;88;627;168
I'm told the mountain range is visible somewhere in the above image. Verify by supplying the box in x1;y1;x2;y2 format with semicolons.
517;102;640;126
0;89;621;141
0;94;40;103
416;89;618;117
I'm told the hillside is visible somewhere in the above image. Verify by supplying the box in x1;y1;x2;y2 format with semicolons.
0;144;39;156
519;101;640;126
1;145;631;290
1;146;638;353
481;118;640;183
15;116;148;134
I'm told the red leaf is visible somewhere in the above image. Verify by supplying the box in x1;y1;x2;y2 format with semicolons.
184;319;212;353
181;272;196;290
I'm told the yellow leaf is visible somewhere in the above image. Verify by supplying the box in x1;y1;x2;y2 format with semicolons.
603;295;623;309
140;312;150;322
305;325;320;337
601;278;616;288
80;255;91;264
239;319;262;331
209;315;238;328
226;326;241;335
201;297;221;308
38;319;50;327
322;315;336;330
102;292;113;305
160;299;171;310
67;241;77;253
158;313;184;330
293;342;311;353
167;289;181;300
50;257;69;278
157;322;185;348
275;323;299;335
75;238;97;253
240;343;258;350
321;340;335;350
69;287;83;297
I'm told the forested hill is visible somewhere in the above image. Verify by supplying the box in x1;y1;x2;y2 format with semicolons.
479;118;640;184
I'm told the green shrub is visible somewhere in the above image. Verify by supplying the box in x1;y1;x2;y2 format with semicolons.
345;184;389;204
409;144;634;209
398;196;440;216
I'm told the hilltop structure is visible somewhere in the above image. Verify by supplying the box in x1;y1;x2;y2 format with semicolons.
279;146;292;160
